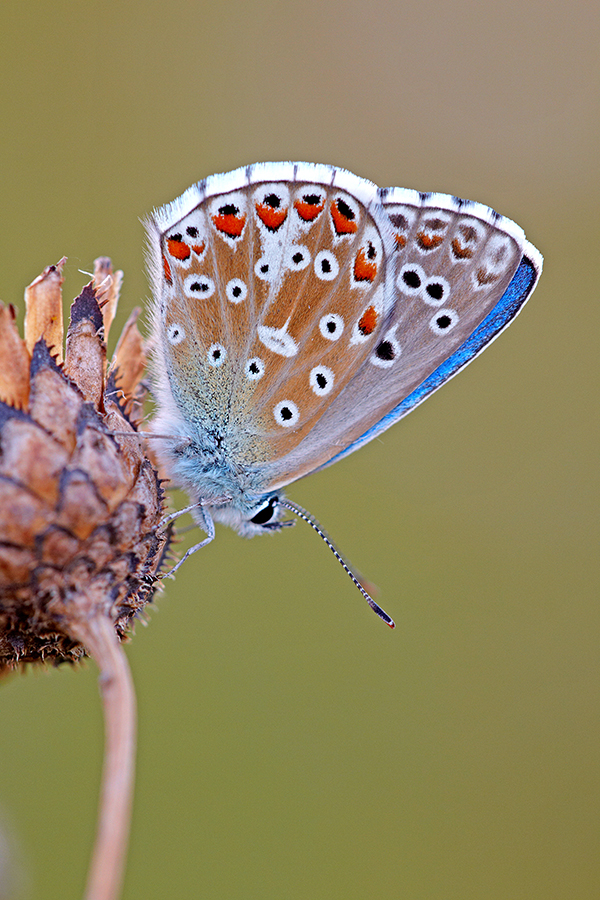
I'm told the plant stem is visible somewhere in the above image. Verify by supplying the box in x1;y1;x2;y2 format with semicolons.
70;614;137;900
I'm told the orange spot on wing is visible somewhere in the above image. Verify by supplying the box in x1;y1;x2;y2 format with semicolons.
294;197;325;221
394;234;407;249
451;238;473;259
167;239;191;260
358;305;378;335
163;254;172;284
256;202;288;231
417;232;443;250
330;200;358;235
353;248;377;282
212;212;246;238
191;242;205;256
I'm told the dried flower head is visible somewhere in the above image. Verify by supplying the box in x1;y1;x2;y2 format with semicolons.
0;258;170;671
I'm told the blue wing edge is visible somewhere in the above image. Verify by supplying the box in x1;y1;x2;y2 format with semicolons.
319;242;543;471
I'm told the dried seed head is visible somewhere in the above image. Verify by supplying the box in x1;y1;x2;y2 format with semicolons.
0;259;170;671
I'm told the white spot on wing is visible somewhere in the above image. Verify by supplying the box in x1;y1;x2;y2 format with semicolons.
319;313;344;341
207;343;227;366
429;309;459;335
274;400;299;427
185;273;215;299
309;366;334;395
167;323;185;345
314;250;339;281
257;321;298;357
226;278;247;303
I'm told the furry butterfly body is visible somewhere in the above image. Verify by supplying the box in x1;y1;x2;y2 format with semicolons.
145;162;542;612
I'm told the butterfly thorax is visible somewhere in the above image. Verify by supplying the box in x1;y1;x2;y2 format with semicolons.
149;385;286;538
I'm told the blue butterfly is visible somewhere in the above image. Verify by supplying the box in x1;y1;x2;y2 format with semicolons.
145;163;542;626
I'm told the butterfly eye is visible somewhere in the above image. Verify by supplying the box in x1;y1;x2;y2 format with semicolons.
314;250;339;281
226;278;247;303
319;313;344;341
212;202;246;239
353;245;378;283
416;216;449;251
181;222;206;256
250;497;279;526
207;343;227;366
255;192;288;231
429;309;459;335
451;219;485;261
185;274;215;299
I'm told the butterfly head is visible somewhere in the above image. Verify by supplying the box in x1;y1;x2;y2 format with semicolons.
209;493;292;538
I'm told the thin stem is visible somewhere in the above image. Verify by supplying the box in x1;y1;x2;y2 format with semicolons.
70;614;137;900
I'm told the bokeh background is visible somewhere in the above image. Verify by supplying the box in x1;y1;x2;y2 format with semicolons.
1;1;598;898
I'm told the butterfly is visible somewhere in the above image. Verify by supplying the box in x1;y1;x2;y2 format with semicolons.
144;162;543;627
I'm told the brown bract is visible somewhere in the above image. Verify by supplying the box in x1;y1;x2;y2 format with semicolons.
0;258;170;670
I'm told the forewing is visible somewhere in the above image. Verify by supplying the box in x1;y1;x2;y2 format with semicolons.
149;165;395;468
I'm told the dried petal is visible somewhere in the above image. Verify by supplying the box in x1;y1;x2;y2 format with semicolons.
0;304;30;408
94;256;123;339
109;308;147;425
63;283;106;408
24;259;65;362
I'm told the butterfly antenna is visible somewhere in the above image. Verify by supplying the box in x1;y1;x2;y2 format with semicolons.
277;499;395;629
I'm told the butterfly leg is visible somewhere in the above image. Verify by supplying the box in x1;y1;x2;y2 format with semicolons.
163;504;216;576
159;501;204;530
159;491;234;530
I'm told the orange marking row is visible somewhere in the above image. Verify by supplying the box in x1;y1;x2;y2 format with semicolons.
294;197;325;221
167;238;191;260
451;238;473;259
163;254;172;284
358;305;378;335
417;232;444;250
212;212;246;238
255;202;288;231
353;247;377;282
330;200;358;235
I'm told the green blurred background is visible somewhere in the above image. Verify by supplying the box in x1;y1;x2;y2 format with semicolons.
1;1;598;898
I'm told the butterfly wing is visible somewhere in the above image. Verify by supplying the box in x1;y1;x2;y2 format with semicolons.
321;242;542;470
147;163;542;502
147;163;400;496
260;184;542;489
